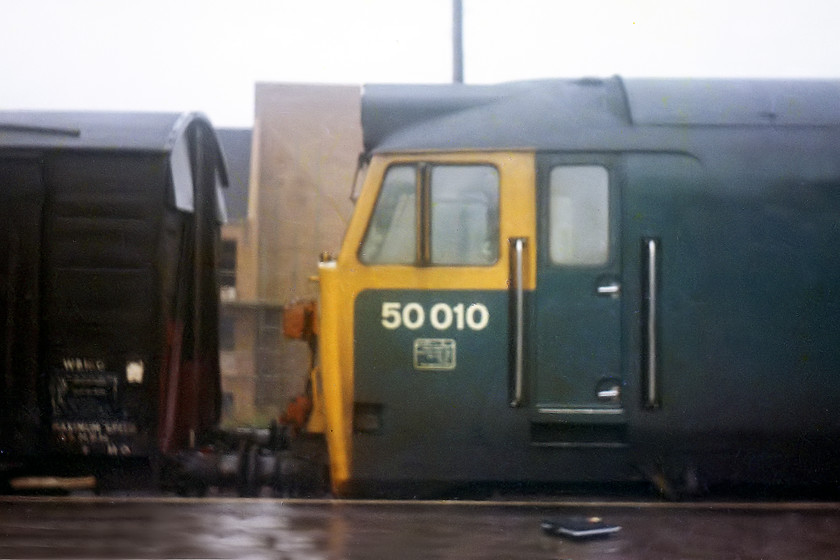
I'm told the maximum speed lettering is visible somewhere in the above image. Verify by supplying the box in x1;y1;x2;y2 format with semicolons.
381;302;490;331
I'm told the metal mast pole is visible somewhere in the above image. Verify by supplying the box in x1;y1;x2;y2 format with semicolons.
453;0;464;83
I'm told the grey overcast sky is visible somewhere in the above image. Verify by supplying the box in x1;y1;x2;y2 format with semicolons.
1;0;838;127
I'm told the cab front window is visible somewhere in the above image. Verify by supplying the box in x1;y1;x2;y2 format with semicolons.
359;163;499;266
358;165;416;264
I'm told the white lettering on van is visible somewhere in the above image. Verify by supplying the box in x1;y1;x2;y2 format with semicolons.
61;358;106;372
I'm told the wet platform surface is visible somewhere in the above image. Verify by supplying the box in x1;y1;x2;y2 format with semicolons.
1;497;839;559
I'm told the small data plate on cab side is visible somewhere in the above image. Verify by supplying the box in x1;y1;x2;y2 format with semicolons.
413;338;456;370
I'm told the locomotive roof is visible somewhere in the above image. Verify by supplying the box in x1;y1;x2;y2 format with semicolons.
361;77;840;153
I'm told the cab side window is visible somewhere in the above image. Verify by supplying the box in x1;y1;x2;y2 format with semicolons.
360;164;499;266
430;165;498;265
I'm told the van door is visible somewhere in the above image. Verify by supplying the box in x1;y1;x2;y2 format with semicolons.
530;155;624;433
0;156;46;455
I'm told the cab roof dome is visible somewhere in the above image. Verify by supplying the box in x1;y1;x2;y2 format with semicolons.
361;77;840;153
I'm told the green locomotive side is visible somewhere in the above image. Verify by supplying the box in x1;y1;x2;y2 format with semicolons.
317;78;840;496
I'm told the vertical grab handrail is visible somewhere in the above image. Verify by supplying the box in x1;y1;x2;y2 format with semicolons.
509;237;526;407
642;238;660;408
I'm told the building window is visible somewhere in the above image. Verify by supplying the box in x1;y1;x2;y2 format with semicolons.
219;239;237;300
219;313;235;351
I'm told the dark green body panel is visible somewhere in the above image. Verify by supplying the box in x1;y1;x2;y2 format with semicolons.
353;289;633;485
354;289;514;481
621;151;840;469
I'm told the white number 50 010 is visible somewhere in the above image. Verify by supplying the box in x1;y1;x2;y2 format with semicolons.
381;302;490;331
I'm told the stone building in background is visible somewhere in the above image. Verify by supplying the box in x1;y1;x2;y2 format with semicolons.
217;84;362;426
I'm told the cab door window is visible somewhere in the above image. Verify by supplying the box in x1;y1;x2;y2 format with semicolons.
359;163;499;266
549;165;609;265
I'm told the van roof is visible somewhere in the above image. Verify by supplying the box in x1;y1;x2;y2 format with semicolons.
0;111;229;216
0;111;215;153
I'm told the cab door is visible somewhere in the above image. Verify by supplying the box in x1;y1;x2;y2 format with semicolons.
530;155;623;426
318;152;539;491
